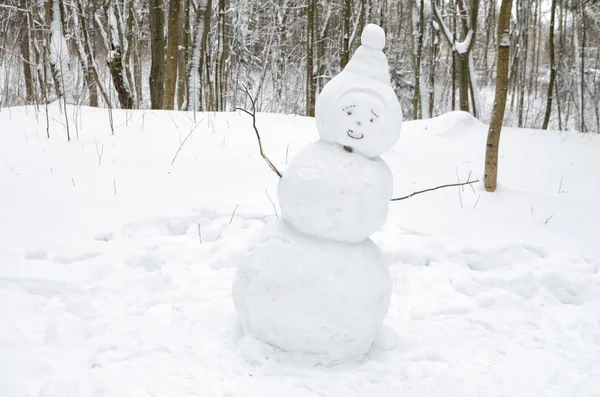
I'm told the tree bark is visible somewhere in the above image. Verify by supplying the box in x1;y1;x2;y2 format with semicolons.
542;0;557;130
178;0;190;110
579;0;586;132
484;0;513;192
106;1;134;109
432;0;479;116
163;0;181;110
18;0;34;103
217;0;229;111
410;0;425;119
306;0;316;116
149;0;166;109
76;0;111;108
341;0;351;68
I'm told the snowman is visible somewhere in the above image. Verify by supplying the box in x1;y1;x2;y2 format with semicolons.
233;24;402;365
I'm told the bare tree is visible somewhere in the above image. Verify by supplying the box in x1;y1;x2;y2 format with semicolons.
484;0;513;192
163;0;181;109
18;0;34;103
433;0;480;117
306;0;316;116
542;0;558;130
149;0;165;109
341;0;351;68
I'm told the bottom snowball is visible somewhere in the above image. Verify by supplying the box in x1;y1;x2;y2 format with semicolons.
232;220;392;365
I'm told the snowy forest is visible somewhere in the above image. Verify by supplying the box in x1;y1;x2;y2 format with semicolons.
0;0;600;132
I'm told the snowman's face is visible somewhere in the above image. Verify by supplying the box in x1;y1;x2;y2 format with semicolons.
316;83;402;158
334;91;387;152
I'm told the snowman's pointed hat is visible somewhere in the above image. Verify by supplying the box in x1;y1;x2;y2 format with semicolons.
343;24;391;84
315;24;402;158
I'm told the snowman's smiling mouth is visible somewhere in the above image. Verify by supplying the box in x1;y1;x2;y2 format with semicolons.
347;129;364;140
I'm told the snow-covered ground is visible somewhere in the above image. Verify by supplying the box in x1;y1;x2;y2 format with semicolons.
1;104;599;396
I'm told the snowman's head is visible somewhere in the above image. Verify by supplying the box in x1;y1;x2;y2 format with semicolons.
315;24;402;158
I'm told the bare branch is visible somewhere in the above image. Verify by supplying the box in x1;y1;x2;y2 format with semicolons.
170;119;203;166
229;204;239;224
236;84;282;178
391;180;480;202
265;190;279;218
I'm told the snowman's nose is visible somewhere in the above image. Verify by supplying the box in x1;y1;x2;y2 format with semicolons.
356;121;363;126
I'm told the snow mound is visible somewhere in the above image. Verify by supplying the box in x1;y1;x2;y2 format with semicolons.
232;220;392;365
427;111;485;138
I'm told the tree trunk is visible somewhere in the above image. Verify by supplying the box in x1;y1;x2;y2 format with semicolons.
306;0;316;116
483;0;495;82
217;0;229;111
579;0;586;132
48;0;63;99
542;0;557;130
18;0;34;103
106;1;134;109
517;0;529;127
484;0;513;192
432;0;479;116
410;0;425;119
123;0;137;107
163;0;181;110
429;18;439;117
149;0;166;109
76;0;111;108
189;0;209;111
71;0;97;107
341;0;351;68
178;0;190;110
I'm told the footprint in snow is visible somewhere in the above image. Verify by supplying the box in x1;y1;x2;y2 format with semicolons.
53;252;102;264
24;249;48;260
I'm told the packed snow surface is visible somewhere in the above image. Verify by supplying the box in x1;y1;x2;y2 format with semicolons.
278;141;393;243
1;105;600;396
233;220;392;365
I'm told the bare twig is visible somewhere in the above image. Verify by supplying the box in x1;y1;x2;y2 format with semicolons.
455;166;463;208
265;190;279;218
229;204;239;224
235;84;282;178
473;194;481;209
558;176;563;194
95;142;104;165
285;143;290;164
466;171;476;193
171;119;203;166
391;180;480;201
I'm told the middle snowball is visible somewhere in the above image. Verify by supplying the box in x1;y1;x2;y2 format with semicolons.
278;140;393;243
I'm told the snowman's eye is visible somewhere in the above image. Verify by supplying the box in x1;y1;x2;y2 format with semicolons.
370;118;374;123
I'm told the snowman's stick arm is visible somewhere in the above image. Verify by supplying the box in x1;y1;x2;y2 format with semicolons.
391;180;479;201
236;84;282;178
